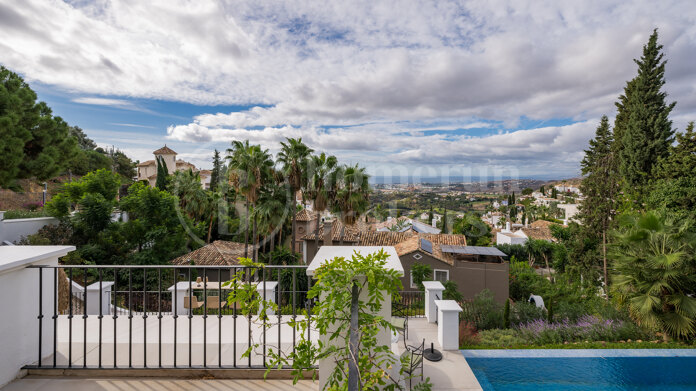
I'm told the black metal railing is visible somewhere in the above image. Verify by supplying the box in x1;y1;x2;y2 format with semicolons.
26;264;313;370
394;291;425;318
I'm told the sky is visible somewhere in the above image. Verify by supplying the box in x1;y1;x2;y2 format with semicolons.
2;1;696;181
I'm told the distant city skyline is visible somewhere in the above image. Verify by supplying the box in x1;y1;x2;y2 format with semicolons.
2;1;695;176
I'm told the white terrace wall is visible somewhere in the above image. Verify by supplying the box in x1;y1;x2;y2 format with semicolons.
0;211;59;244
0;246;75;388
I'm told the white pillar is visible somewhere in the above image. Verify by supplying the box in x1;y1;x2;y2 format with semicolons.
85;281;114;315
167;282;190;316
256;281;278;316
434;300;463;350
0;245;74;388
423;281;445;323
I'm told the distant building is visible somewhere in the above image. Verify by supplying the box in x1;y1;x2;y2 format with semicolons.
554;185;582;196
496;220;558;245
169;240;251;281
137;146;211;188
374;217;441;234
302;223;509;303
558;203;580;224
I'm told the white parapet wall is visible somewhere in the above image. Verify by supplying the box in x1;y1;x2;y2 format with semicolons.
0;211;60;244
0;245;75;388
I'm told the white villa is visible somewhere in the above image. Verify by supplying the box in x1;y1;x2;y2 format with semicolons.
136;146;211;188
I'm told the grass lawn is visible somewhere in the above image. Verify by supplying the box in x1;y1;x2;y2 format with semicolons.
3;209;50;219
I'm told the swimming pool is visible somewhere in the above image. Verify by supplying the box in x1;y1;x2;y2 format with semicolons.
462;350;696;391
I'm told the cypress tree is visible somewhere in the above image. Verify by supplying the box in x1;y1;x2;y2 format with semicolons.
503;299;510;329
155;156;168;190
578;116;619;293
616;29;676;203
511;191;516;205
428;206;434;224
647;121;696;221
210;149;222;192
657;121;696;179
441;208;449;234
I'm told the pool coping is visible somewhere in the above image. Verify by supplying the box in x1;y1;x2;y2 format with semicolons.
461;349;696;358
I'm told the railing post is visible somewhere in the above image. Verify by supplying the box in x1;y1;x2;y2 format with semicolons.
423;281;445;323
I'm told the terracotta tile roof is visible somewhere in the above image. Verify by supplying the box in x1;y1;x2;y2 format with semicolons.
519;220;558;241
296;209;315;222
421;233;468;246
137;159;155;167
169;241;252;266
176;160;196;167
302;219;369;242
153;145;177;155
373;216;409;231
358;231;413;246
394;233;468;266
529;220;555;229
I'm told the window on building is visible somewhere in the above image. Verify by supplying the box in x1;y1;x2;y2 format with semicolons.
413;253;422;260
433;269;449;284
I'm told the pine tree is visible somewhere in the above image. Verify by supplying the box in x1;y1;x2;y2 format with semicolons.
578;116;619;294
616;29;676;203
155;156;168;190
210;149;222;192
0;66;78;187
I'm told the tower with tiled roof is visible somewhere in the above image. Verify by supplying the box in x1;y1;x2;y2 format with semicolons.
153;145;177;175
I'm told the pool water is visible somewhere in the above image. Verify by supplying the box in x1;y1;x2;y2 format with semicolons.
466;356;696;390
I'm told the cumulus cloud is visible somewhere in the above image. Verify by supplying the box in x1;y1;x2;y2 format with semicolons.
2;0;695;175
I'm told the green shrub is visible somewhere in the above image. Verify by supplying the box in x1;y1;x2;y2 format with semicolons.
476;329;526;347
443;280;463;302
510;302;544;326
555;301;590;322
461;289;504;330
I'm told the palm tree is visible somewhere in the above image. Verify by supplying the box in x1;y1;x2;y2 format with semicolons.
255;182;289;253
277;138;313;254
611;211;696;340
305;152;338;252
170;169;207;220
227;140;274;261
331;164;370;245
205;190;223;243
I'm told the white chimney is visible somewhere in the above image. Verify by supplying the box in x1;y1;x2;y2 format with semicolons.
432;219;437;227
505;222;511;232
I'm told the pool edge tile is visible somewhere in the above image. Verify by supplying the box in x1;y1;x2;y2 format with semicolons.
461;349;696;358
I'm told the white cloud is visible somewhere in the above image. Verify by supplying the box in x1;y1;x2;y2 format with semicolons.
2;0;695;175
72;97;137;109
